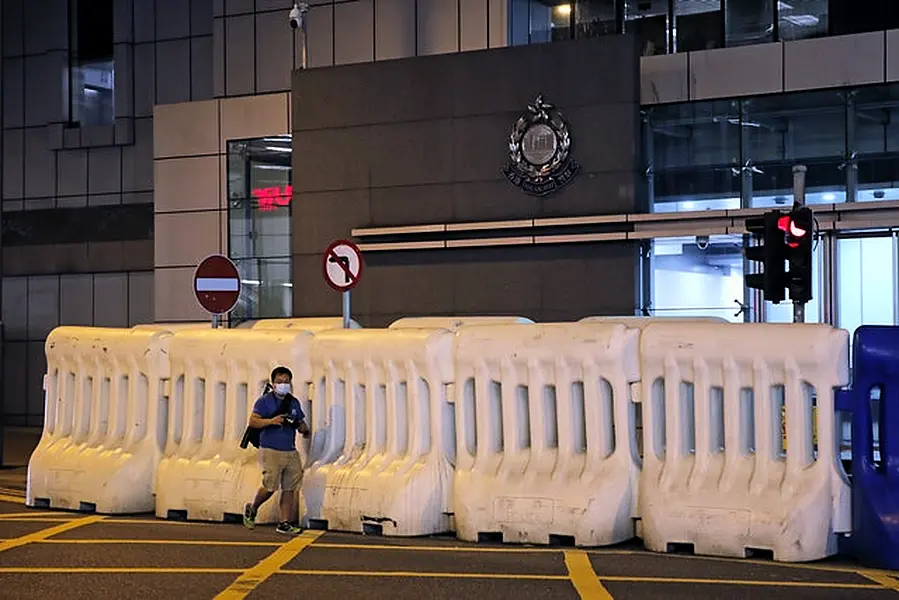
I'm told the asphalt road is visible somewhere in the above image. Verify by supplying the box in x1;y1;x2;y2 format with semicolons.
0;492;897;599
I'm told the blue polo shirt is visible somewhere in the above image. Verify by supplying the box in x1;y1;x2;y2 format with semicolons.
252;392;305;451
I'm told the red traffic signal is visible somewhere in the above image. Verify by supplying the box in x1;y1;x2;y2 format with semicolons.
777;214;809;248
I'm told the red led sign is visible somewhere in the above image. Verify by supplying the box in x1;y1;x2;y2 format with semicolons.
252;185;293;211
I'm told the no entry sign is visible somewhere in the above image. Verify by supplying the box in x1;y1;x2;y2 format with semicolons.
322;239;363;292
194;254;241;315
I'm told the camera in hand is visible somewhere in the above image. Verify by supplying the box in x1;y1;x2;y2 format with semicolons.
281;414;300;429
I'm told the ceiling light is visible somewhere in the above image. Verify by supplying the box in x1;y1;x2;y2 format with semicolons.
555;4;571;17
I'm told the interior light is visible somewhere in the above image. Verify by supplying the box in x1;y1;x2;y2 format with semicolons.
822;193;835;201
555;4;572;16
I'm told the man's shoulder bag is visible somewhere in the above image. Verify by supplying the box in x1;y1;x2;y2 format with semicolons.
239;392;293;449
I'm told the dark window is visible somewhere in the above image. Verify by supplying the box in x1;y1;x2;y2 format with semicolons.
69;0;115;126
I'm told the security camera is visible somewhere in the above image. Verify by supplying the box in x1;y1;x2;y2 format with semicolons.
695;235;710;250
288;2;305;30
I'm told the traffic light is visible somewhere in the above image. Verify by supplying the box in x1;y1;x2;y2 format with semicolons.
781;206;813;304
745;210;787;303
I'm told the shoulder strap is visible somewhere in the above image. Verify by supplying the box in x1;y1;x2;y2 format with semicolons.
277;393;293;414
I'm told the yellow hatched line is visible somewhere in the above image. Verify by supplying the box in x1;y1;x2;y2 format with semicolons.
39;538;280;547
312;542;563;553
0;517;79;523
213;530;324;599
859;570;899;591
0;515;105;553
0;567;244;574
0;494;26;504
279;569;569;580
0;512;68;519
600;576;881;590
0;566;883;589
565;550;614;599
101;518;220;527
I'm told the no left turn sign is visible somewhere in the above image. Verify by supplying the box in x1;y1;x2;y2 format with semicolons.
322;239;364;292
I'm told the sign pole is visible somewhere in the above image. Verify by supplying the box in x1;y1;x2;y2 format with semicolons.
322;239;364;327
792;164;807;324
342;290;351;329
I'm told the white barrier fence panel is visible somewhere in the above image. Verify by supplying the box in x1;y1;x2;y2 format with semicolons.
154;328;314;523
638;322;850;562
452;322;641;546
27;326;172;513
303;328;455;536
389;317;534;330
251;318;361;331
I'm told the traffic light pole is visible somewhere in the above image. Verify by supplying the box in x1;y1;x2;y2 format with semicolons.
792;165;807;324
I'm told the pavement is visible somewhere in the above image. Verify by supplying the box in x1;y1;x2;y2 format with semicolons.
0;493;898;600
2;425;899;599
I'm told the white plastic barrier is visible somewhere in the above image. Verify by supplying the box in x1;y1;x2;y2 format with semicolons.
133;323;211;331
27;326;172;513
251;317;361;331
389;316;533;330
302;328;455;536
638;321;850;562
452;322;641;546
580;316;728;325
154;328;314;523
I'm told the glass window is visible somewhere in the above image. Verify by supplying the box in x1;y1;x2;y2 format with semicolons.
837;235;897;340
764;233;824;323
227;136;293;323
744;92;847;209
71;60;115;126
675;0;723;52
778;0;828;41
854;85;899;203
574;0;618;38
648;101;741;213
650;234;745;321
69;0;115;126
725;0;775;47
510;1;572;44
624;0;667;56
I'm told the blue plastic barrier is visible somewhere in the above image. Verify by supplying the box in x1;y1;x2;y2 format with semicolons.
835;325;899;570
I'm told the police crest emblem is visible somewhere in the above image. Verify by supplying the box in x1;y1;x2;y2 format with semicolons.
503;94;580;196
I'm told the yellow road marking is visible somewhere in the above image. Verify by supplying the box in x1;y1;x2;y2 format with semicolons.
599;576;880;589
102;518;218;526
0;494;25;504
0;565;883;590
0;515;104;553
0;512;67;519
859;570;899;591
583;548;899;579
213;530;324;599
0;517;79;523
280;569;569;580
565;550;614;599
313;542;563;553
39;538;280;547
0;567;244;574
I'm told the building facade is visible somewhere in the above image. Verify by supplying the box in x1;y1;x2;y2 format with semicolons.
3;0;899;427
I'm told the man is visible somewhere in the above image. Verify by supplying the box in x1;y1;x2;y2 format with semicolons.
243;366;310;534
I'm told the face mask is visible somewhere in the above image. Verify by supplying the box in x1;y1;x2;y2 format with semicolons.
274;383;291;396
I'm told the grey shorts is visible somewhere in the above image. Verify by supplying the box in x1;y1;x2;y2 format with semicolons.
259;447;304;492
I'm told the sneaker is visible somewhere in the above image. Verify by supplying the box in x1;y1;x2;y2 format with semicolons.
243;503;256;530
276;521;303;535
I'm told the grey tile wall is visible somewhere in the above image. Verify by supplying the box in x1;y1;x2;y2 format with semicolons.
0;0;217;425
291;35;643;324
1;271;153;427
